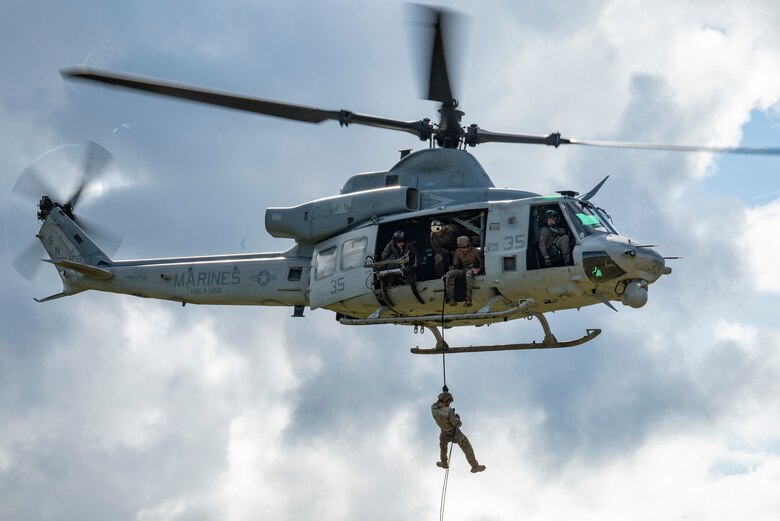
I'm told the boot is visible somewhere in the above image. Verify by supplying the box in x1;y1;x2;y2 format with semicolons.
464;298;472;307
470;464;486;473
437;460;449;469
448;299;457;306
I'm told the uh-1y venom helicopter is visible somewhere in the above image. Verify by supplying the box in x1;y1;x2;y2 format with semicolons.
11;7;780;354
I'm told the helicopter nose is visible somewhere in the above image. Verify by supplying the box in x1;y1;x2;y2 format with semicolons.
583;241;669;285
618;246;669;308
621;246;670;282
581;238;670;309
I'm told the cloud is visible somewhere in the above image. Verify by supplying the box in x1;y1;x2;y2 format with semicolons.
745;199;780;292
3;1;780;520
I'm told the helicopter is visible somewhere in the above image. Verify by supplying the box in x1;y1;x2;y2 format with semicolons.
10;7;780;355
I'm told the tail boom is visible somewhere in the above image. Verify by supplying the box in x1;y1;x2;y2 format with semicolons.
36;206;310;307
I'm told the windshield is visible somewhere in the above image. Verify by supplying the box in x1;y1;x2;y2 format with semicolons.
563;200;618;236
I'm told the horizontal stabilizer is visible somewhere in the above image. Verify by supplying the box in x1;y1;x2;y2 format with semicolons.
34;288;86;303
46;259;114;280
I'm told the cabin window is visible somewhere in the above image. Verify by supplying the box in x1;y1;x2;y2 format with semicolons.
341;237;368;271
288;266;303;281
314;246;337;280
503;256;517;272
406;188;419;210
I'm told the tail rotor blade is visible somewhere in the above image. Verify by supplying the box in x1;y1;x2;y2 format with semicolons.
75;214;123;257
11;165;58;203
6;142;122;282
11;239;43;281
67;141;114;208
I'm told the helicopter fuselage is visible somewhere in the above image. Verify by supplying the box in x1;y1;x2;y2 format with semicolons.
34;148;669;329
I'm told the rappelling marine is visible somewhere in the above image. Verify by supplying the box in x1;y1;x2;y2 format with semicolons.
431;390;486;473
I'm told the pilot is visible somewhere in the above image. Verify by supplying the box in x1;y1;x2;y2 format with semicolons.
539;209;572;267
443;236;483;307
430;219;460;278
382;230;418;283
431;390;486;473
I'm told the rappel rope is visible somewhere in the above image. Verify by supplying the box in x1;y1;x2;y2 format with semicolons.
438;292;451;521
439;442;454;521
440;292;447;389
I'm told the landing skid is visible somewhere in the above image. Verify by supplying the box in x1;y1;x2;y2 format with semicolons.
410;313;601;355
410;328;601;354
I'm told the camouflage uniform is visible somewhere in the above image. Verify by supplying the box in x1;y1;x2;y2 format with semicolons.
430;223;460;278
539;224;572;265
444;236;483;306
431;392;485;473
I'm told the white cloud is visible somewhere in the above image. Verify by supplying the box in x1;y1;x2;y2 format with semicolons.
745;199;780;292
3;1;780;520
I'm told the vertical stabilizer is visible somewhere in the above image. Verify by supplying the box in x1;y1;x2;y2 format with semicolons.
37;207;112;268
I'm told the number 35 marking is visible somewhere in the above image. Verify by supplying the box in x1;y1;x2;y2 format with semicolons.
330;277;345;293
502;235;526;250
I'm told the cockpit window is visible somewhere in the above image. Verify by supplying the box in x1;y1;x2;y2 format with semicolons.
562;200;617;236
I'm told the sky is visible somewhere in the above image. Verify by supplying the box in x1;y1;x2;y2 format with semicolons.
1;1;780;520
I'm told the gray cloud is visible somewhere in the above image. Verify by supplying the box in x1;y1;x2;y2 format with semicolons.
2;1;780;520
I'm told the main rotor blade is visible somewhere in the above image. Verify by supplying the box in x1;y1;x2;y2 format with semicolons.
471;128;780;155
566;138;780;155
426;9;454;103
61;66;430;140
409;5;461;104
469;128;568;146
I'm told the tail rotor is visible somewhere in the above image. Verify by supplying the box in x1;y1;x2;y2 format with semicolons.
5;142;123;281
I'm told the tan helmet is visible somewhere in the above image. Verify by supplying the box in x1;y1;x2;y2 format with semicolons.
456;236;470;248
438;391;454;403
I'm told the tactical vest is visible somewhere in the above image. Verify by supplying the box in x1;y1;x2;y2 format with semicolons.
431;403;462;432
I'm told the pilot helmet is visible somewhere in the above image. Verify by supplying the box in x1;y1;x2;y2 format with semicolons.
430;220;444;233
545;209;559;221
456;236;470;248
392;230;406;243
